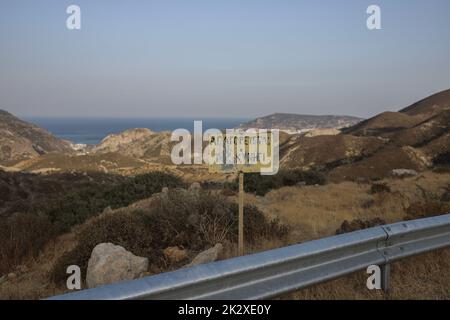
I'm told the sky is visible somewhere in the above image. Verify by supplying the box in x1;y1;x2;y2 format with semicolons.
1;0;450;118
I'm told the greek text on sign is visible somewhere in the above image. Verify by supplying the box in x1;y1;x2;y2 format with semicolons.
207;129;279;175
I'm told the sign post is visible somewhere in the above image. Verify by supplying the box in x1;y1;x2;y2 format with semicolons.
208;130;278;256
238;171;244;256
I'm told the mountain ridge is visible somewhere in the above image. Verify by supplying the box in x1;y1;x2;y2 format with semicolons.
237;113;363;133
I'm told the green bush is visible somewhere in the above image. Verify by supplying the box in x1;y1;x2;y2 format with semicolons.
50;210;157;284
0;171;184;275
44;172;184;233
50;189;288;284
227;169;326;196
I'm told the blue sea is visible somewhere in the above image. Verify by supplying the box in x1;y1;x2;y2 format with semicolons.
25;117;250;145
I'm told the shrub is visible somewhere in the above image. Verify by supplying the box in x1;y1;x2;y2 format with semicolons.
45;172;184;233
405;201;450;220
50;189;288;284
369;183;391;194
434;152;450;165
228;169;326;196
280;169;326;187
0;171;184;276
50;210;156;284
0;213;56;275
335;218;386;235
441;190;450;202
242;174;279;196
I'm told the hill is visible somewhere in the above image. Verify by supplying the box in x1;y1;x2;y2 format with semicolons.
400;88;450;117
91;128;172;163
281;89;450;180
0;110;72;165
237;113;363;133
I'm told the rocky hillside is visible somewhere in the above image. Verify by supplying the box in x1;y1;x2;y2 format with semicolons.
281;89;450;181
0;110;72;165
2;89;449;180
344;89;450;137
237;113;363;133
91;128;173;163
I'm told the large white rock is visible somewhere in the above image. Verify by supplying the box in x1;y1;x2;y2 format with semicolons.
186;244;223;268
86;243;148;289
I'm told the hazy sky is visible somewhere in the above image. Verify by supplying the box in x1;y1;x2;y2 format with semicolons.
1;0;450;118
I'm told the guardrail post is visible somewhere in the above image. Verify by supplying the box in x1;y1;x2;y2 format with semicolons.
380;264;390;293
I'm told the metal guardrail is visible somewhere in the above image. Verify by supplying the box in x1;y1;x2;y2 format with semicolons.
49;213;450;300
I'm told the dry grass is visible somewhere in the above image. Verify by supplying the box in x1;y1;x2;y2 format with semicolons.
286;248;450;300
1;171;449;300
0;233;77;299
243;171;450;300
246;171;450;241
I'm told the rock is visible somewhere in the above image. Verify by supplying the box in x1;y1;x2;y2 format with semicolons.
188;182;201;196
102;206;112;214
8;272;17;280
161;187;169;201
392;169;418;178
186;244;223;267
163;246;188;263
86;243;149;289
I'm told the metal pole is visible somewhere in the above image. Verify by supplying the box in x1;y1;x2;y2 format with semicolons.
381;264;390;293
238;171;244;256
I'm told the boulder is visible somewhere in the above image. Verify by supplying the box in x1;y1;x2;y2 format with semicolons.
186;244;223;267
161;187;169;201
86;243;148;289
188;182;201;196
7;273;17;281
163;246;188;263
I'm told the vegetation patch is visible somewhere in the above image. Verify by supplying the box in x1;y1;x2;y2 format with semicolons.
50;189;288;284
369;183;391;194
335;218;386;235
405;200;450;220
433;152;450;165
0;171;184;275
43;171;185;233
226;169;326;196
